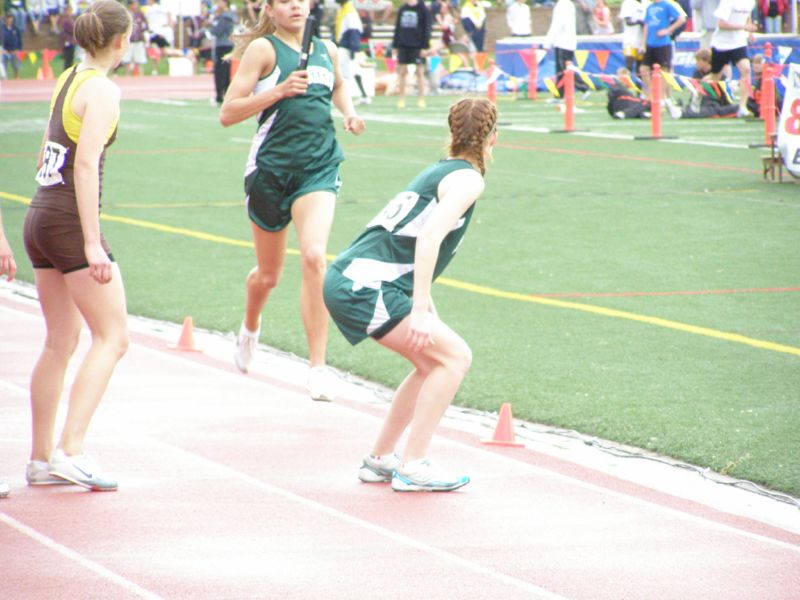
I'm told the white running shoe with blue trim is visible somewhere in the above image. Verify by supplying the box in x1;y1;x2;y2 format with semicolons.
26;460;74;486
391;458;470;492
0;480;9;498
48;449;118;492
358;453;401;483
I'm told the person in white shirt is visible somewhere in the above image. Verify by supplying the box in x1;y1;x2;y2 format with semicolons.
710;0;756;117
507;0;532;36
619;0;647;71
544;0;589;93
691;0;719;49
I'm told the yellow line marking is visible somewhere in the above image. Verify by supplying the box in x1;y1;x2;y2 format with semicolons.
2;190;797;357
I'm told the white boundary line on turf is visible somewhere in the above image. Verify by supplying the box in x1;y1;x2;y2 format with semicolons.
2;296;799;549
0;512;166;600
0;379;27;396
361;113;753;149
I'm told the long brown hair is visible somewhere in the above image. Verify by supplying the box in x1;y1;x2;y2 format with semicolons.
233;1;276;58
448;98;498;175
74;0;131;57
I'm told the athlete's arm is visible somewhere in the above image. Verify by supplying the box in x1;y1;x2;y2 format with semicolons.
72;76;120;284
219;38;308;127
406;168;485;351
324;39;365;135
36;126;49;171
0;207;16;282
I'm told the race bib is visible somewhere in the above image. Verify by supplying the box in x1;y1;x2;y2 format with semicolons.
35;141;69;186
777;63;800;178
367;191;419;231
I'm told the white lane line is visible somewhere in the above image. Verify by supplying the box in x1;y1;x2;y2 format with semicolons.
0;512;166;600
144;436;571;600
2;301;798;553
0;379;27;395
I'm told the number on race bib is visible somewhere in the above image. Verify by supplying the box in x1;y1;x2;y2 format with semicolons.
366;191;419;231
785;99;800;136
35;141;69;186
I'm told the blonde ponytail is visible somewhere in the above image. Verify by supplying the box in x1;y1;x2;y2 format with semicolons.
233;2;276;59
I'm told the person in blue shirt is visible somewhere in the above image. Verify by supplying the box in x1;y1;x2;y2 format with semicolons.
640;0;685;111
1;13;23;79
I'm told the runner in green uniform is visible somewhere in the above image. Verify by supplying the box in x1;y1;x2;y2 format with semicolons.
324;98;498;492
220;0;365;401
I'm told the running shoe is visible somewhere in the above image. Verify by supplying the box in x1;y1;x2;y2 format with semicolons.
308;366;336;402
0;480;9;498
391;458;470;492
396;98;406;109
736;107;751;118
234;321;261;373
358;453;401;483
26;460;74;486
48;449;117;492
416;98;426;109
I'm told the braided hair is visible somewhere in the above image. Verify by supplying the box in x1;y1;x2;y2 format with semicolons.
447;98;498;175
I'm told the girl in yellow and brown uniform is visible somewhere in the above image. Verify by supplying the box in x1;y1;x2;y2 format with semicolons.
22;0;132;492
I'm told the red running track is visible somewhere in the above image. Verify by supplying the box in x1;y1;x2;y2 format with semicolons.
1;283;799;600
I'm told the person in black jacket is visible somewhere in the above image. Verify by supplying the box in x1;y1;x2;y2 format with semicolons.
392;0;432;109
211;0;237;104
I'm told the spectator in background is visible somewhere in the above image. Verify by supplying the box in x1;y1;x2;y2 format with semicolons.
747;53;784;116
640;0;685;115
460;0;486;52
593;0;614;32
336;0;370;104
244;0;261;25
123;0;148;75
545;0;590;94
676;48;739;117
619;0;645;71
27;0;44;34
507;0;532;36
575;0;595;34
392;0;432;108
310;0;323;36
709;0;756;117
1;13;23;79
437;0;456;46
43;0;61;34
4;0;28;36
607;67;651;118
210;0;236;105
61;3;75;69
692;0;720;48
759;0;787;32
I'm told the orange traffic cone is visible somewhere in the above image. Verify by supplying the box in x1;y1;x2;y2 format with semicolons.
168;316;202;352
481;403;524;447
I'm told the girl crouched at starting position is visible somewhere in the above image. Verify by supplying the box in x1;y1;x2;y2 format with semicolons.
324;98;498;492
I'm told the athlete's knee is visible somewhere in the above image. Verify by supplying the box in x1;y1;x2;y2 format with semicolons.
44;328;80;360
95;326;129;360
300;246;327;276
248;266;281;292
442;341;472;378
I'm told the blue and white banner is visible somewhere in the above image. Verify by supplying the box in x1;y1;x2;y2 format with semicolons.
777;63;800;179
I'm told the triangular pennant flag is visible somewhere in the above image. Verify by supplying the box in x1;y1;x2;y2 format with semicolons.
544;77;561;98
600;74;616;87
594;50;610;71
16;50;26;61
449;54;462;72
620;74;640;92
574;50;589;70
535;49;547;64
518;48;533;70
579;71;596;90
474;52;488;71
429;56;441;72
777;46;791;63
661;70;682;92
29;52;38;64
688;77;707;95
384;57;397;73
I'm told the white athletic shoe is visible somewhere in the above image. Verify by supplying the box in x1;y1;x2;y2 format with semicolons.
308;366;336;402
358;453;401;483
26;460;74;486
48;449;117;492
736;107;751;118
391;458;470;492
0;481;9;498
234;321;260;373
